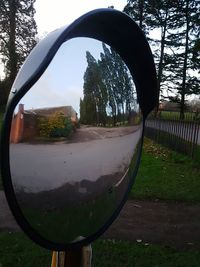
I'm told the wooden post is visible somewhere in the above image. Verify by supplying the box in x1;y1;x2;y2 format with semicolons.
51;245;92;267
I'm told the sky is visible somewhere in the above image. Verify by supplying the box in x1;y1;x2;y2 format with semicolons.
34;1;127;36
0;1;127;78
21;38;107;115
18;1;137;116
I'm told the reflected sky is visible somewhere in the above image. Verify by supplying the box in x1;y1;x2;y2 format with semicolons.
21;38;105;115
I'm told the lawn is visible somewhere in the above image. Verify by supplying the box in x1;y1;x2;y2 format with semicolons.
1;232;200;267
148;111;197;122
0;113;200;266
130;138;200;202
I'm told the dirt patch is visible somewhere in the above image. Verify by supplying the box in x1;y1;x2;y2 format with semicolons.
103;199;200;249
24;125;141;145
1;190;200;249
66;125;140;144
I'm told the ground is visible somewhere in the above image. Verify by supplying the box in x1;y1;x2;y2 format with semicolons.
2;126;200;252
1;190;200;249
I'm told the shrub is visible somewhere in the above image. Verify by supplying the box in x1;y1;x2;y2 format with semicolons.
38;112;73;138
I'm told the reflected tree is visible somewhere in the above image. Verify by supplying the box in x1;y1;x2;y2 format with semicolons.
80;44;137;126
82;51;107;125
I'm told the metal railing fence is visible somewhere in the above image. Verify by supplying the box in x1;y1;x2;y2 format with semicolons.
145;112;200;161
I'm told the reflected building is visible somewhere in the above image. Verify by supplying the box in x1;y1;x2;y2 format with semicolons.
10;104;78;143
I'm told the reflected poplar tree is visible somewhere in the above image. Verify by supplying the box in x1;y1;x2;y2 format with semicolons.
80;44;136;126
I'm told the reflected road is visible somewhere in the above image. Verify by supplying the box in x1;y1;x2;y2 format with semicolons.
10;126;142;193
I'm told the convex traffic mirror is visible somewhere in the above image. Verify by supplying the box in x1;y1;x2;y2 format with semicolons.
0;9;157;251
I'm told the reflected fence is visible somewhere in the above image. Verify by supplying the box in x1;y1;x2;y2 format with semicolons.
144;112;200;161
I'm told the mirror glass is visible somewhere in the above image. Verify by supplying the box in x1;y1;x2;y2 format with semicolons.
9;37;143;244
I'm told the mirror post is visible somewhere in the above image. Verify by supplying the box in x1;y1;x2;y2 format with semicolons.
51;245;92;267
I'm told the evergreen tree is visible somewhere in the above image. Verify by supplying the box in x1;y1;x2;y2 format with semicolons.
79;98;86;124
100;44;136;125
124;0;148;32
125;0;182;109
165;0;200;119
0;0;37;85
81;44;137;126
100;44;117;125
124;0;199;119
83;51;107;125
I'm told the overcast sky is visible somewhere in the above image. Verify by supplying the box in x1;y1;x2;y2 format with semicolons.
16;1;131;115
34;1;127;35
20;38;108;115
0;1;127;78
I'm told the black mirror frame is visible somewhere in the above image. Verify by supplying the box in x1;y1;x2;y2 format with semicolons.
0;8;158;251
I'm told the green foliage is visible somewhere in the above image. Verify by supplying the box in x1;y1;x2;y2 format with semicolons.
38;112;73;138
0;79;12;107
157;111;196;121
82;51;108;125
0;0;37;81
131;138;200;202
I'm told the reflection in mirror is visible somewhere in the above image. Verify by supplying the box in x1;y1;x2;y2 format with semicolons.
10;38;143;244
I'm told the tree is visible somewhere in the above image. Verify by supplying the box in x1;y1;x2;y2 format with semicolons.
124;0;200;119
166;0;200;119
0;0;37;85
79;98;86;124
0;77;10;107
81;44;137;126
82;51;107;125
125;1;184;109
100;43;136;125
100;44;117;125
124;0;147;32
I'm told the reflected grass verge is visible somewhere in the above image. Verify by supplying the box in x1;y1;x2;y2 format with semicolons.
1;232;200;267
20;190;117;243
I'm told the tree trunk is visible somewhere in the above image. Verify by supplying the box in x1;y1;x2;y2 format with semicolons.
8;0;18;83
180;0;189;121
138;0;144;29
155;9;168;114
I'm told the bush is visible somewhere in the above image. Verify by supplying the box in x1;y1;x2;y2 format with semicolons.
38;112;73;138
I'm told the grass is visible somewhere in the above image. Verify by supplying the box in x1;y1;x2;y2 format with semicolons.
0;110;200;265
145;126;200;164
0;231;51;267
130;138;200;202
93;239;200;267
148;111;197;122
1;232;200;267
